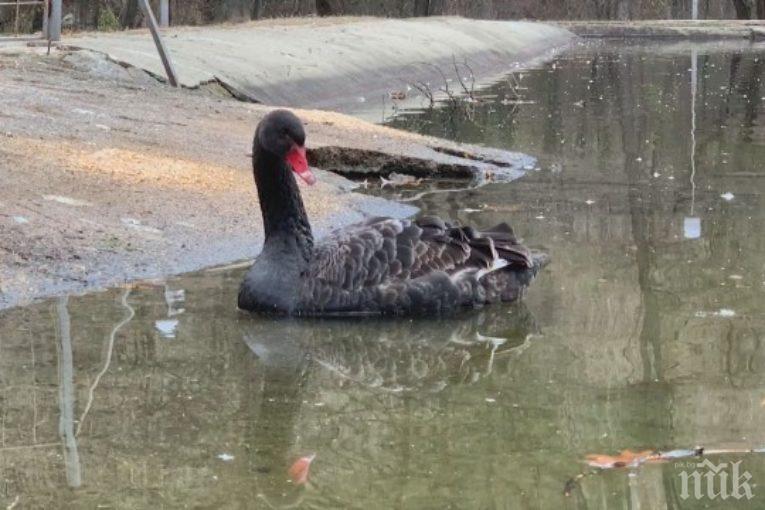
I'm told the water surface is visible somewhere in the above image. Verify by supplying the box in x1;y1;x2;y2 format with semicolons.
2;41;765;509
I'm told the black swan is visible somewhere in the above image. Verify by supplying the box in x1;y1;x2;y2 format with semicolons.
238;109;547;316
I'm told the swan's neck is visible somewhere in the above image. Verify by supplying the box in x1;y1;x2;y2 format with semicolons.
254;147;313;262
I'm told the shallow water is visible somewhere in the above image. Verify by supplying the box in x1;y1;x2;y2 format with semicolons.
2;41;765;509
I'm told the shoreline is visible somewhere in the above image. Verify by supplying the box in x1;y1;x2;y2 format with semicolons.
556;19;765;40
0;18;559;310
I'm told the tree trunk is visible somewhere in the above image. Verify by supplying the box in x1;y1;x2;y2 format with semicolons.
251;0;263;18
478;0;493;19
121;0;140;27
731;0;751;18
316;0;333;16
616;0;630;20
756;0;765;18
413;0;429;17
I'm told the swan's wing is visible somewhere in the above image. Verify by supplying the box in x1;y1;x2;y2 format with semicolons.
308;215;533;292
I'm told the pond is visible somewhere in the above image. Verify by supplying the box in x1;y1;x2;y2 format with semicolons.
1;40;764;508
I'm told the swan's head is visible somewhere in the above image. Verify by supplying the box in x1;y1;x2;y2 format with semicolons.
256;109;315;185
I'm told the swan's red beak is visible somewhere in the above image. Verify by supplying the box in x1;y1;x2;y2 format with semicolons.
286;145;315;185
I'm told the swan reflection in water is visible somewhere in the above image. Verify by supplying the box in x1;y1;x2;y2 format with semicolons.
237;304;540;506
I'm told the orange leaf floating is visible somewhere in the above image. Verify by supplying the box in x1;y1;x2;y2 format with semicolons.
585;449;659;469
288;453;316;485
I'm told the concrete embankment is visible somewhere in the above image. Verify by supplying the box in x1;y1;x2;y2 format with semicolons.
67;17;575;116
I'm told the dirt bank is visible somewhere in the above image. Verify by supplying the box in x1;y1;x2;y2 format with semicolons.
0;47;538;310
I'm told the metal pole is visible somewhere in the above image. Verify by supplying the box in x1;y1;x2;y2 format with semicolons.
159;0;169;27
42;0;49;38
14;0;20;35
138;0;178;87
49;0;61;41
692;0;698;19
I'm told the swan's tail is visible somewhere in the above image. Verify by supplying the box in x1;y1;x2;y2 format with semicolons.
530;249;550;273
483;223;549;302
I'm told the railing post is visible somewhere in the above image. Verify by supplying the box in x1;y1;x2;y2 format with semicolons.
42;0;49;38
160;0;169;27
138;0;178;87
49;0;62;41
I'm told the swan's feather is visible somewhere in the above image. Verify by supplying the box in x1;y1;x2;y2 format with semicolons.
297;216;542;314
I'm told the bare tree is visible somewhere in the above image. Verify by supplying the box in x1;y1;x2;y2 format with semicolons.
731;0;751;18
757;0;765;18
251;0;263;19
121;0;140;28
414;0;430;16
478;0;493;19
616;0;630;19
316;0;334;16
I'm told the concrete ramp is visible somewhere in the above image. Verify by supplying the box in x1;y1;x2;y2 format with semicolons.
67;17;574;114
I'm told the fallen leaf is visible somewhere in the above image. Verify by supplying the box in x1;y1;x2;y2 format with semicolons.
289;453;316;485
585;449;658;469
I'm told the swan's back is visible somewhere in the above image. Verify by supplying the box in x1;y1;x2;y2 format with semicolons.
294;216;546;316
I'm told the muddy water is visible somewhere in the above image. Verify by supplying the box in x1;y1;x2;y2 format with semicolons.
1;41;765;508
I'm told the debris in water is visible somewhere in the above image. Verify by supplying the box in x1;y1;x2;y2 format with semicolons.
500;99;536;105
695;309;736;318
683;217;701;239
155;319;179;338
217;453;235;462
585;199;595;205
289;454;316;485
43;195;92;207
721;192;735;201
585;445;765;471
380;172;422;188
485;397;496;403
585;449;658;469
728;274;743;281
569;445;765;496
12;216;29;224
